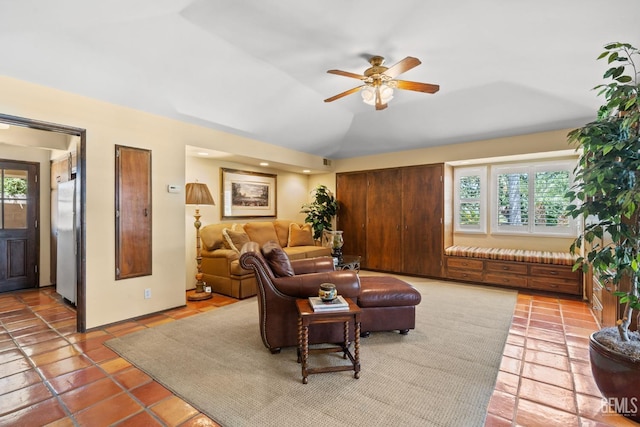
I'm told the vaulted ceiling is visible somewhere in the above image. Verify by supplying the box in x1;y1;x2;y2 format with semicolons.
1;0;639;159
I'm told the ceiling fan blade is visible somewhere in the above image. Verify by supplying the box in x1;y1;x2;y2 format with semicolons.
327;69;366;80
383;56;421;78
395;80;440;93
324;85;364;103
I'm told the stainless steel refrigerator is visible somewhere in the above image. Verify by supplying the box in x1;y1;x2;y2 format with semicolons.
56;179;76;304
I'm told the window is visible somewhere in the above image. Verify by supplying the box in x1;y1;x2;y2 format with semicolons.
454;166;487;233
491;161;576;236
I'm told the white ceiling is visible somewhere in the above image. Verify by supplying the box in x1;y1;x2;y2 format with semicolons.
1;0;639;159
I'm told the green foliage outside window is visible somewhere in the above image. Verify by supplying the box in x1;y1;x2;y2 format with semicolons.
3;177;27;198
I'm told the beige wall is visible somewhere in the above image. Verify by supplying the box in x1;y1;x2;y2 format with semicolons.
184;155;311;289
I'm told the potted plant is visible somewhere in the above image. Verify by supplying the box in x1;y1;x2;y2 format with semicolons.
300;184;338;241
566;42;640;421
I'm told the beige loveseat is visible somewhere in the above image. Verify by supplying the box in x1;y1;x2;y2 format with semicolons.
199;220;331;299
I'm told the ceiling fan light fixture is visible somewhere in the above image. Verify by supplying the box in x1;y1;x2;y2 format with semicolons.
361;84;393;106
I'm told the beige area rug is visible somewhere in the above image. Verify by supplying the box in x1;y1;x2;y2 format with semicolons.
105;278;517;427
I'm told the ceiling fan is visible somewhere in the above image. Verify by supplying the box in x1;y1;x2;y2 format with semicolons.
324;55;440;110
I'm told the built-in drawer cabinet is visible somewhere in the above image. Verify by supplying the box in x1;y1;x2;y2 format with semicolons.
445;256;583;296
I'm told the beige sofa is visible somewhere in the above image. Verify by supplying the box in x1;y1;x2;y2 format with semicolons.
199;220;331;299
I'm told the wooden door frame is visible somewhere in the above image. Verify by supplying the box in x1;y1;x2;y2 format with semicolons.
0;113;87;333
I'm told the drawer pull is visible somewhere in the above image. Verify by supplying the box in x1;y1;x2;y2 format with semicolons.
549;284;558;288
502;266;510;270
549;271;559;275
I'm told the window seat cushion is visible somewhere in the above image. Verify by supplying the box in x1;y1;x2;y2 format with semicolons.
444;245;577;266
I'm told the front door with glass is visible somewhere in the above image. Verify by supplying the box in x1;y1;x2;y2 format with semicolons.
0;160;38;292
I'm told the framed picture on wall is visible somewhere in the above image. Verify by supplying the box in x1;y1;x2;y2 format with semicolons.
221;168;277;219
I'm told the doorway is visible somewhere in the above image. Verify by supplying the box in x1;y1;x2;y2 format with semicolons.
0;161;38;292
0;113;86;332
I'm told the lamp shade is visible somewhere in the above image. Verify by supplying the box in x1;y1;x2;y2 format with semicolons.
185;182;215;205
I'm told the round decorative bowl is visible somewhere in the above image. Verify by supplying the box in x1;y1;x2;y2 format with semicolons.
319;283;337;301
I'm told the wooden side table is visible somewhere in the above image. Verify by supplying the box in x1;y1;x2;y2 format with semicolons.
295;298;361;384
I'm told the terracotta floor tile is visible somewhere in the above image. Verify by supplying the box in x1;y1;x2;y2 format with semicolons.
515;398;580;427
59;377;124;413
38;355;93;379
0;382;53;416
74;392;143;427
486;390;516;420
574;372;604;398
0;356;32;379
72;334;114;352
525;336;568;356
484;413;512;427
180;413;221;427
526;327;566;344
0;397;66;426
506;333;525;347
0;349;23;364
21;337;71;357
567;343;591;362
114;410;164;426
0;369;41;396
529;318;566;332
130;381;173;407
521;361;574;390
494;370;520;395
14;330;60;346
47;365;107;394
99;357;132;374
499;356;522;376
113;367;152;390
8;323;51;338
502;343;524;360
565;325;597;339
30;345;82;366
519;377;577;413
151;395;199;425
572;359;595;377
524;349;571;371
530;312;563;324
0;338;15;351
84;345;118;363
566;334;590;349
66;330;108;344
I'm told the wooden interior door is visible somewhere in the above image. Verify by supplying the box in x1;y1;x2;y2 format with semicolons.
115;146;152;279
366;168;402;271
336;172;367;266
402;164;444;277
0;161;38;292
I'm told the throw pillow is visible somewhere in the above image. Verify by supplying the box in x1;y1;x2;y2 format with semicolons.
288;223;315;247
222;228;250;253
262;240;294;277
243;222;279;246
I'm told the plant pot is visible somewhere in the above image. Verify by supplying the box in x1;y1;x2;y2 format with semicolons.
589;332;640;422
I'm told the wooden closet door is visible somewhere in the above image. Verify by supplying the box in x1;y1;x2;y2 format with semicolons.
402;164;444;277
366;168;402;271
336;172;367;265
115;146;152;279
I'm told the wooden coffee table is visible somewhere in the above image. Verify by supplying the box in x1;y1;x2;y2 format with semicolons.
295;298;361;384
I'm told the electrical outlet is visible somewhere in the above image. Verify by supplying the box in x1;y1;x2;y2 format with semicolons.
205;286;212;293
144;288;151;299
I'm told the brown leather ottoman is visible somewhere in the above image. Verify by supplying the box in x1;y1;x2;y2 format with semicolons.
358;276;422;336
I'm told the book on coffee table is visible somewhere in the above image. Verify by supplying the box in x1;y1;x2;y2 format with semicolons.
308;295;349;312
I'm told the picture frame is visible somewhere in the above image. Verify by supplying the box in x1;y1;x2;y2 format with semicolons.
221;168;277;219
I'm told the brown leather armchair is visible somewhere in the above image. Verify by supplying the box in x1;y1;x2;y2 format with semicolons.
239;241;360;353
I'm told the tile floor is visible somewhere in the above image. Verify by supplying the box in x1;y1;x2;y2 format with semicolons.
0;284;636;426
